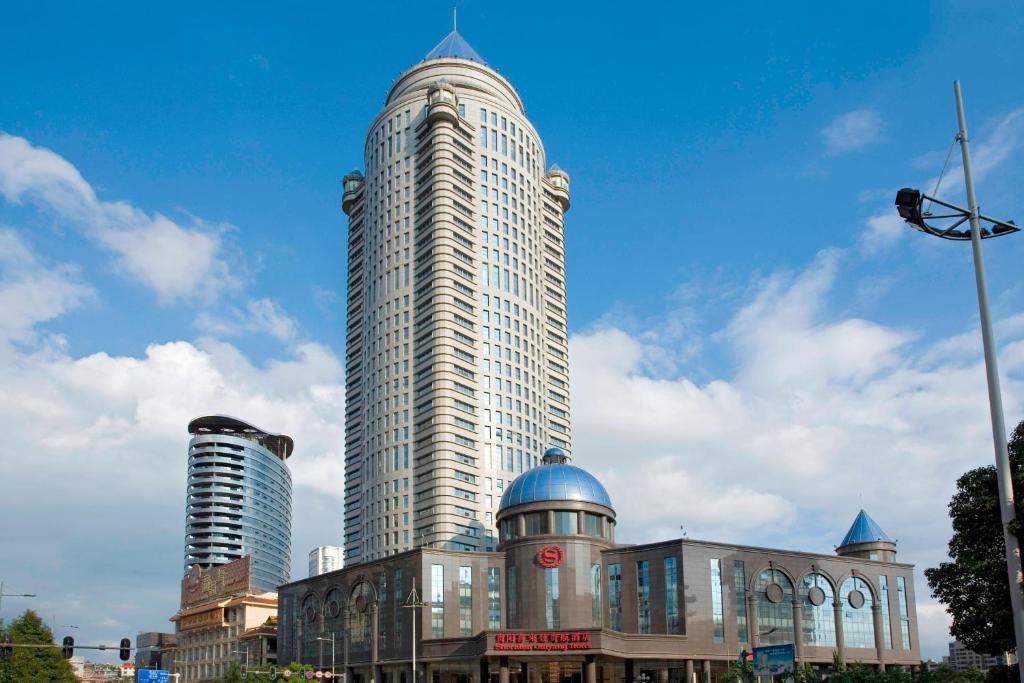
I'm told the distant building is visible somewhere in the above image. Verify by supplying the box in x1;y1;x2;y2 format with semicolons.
945;640;1014;672
170;556;278;682
135;631;176;673
308;546;344;577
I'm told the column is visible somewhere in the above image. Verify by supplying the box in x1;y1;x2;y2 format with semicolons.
547;510;556;533
872;605;885;671
685;660;694;683
791;599;803;663
499;657;510;683
517;515;526;538
658;669;668;683
746;594;759;647
701;660;711;683
585;657;597;683
372;605;381;683
833;600;845;656
577;511;586;535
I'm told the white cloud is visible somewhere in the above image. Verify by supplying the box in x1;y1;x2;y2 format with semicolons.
570;252;1022;659
0;132;236;303
195;297;299;343
932;108;1024;197
858;211;907;255
822;109;885;155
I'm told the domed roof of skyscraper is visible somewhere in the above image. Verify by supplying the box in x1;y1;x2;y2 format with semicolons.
423;30;488;66
839;509;893;546
499;450;613;511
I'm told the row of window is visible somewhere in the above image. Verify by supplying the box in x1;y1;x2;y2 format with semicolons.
498;511;608;541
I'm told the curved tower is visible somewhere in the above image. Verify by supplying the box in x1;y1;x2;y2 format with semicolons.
184;415;294;591
342;31;573;563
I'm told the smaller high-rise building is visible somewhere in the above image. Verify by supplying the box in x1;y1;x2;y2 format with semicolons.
184;415;294;592
308;546;344;577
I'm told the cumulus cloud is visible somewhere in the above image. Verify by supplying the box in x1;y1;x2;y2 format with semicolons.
571;252;1022;658
0;132;236;302
822;109;885;155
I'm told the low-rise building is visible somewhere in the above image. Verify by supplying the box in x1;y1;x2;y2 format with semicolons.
135;631;177;673
277;449;922;682
170;556;279;682
945;640;1014;672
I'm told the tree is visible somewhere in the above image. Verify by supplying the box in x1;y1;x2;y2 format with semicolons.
0;610;77;683
925;419;1024;656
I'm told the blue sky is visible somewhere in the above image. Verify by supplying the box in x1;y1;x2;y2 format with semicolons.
1;0;1023;661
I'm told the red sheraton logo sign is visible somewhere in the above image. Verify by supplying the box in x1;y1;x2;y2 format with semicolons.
494;631;592;651
537;545;564;568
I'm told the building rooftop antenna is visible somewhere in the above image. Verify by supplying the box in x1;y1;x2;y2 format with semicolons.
453;6;457;32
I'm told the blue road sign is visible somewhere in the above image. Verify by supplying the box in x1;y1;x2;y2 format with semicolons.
138;670;170;683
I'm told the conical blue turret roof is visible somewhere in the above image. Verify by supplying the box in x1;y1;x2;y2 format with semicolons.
424;31;487;65
839;510;893;546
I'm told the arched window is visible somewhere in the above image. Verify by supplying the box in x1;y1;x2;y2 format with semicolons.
840;576;875;648
753;568;794;645
349;582;375;650
800;574;836;646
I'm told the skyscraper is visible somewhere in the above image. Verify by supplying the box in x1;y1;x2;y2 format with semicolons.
184;415;294;591
341;29;573;563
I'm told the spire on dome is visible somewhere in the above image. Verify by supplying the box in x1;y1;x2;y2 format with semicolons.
839;510;893;547
423;30;487;65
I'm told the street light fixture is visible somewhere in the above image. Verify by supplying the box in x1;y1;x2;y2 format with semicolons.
0;581;36;619
316;634;337;676
894;80;1024;681
401;587;431;683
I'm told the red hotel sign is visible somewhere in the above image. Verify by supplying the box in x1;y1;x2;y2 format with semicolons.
537;545;564;568
495;631;592;651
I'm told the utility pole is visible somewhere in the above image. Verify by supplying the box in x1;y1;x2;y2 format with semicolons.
954;79;1024;676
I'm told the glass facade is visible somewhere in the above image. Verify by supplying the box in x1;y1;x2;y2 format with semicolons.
431;564;444;638
488;567;501;629
897;576;912;649
608;563;622;631
733;560;747;643
753;568;795;645
507;566;518;628
525;512;548;535
591;564;602;625
637;560;651;634
545;567;560;629
459;566;472;636
879;576;893;648
185;428;292;592
666;556;681;634
710;559;725;642
800;574;836;646
554;511;578;534
393;568;403;647
840;577;875;648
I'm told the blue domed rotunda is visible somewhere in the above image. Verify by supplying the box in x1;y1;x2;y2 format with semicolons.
499;447;614;512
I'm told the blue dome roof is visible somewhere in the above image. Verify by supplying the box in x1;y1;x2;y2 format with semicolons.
423;31;487;65
499;462;613;511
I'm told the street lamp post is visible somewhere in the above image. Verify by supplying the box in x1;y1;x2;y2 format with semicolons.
894;80;1024;677
401;587;430;683
0;581;37;619
316;633;337;675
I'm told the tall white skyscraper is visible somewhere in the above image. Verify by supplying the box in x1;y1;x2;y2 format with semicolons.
308;545;345;576
341;30;573;564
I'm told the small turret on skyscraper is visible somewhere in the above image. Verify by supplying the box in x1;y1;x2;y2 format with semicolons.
836;509;897;561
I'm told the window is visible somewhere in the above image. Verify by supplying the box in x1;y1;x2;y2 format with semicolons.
635;560;651;633
800;574;836;646
710;559;724;642
545;567;560;629
488;567;501;629
525;512;548;535
854;574;886;648
584;513;603;537
734;561;747;642
431;564;444;638
394;568;403;646
896;576;912;649
754;568;794;645
554;511;577;534
608;563;622;631
666;556;680;634
591;564;602;626
459;566;472;636
840;576;875;648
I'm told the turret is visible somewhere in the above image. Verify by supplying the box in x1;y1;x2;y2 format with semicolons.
836;509;897;561
341;170;364;216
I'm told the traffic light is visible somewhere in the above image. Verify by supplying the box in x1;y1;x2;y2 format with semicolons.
119;638;131;661
62;636;74;659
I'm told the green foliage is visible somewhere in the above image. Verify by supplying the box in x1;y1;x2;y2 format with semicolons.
0;610;77;683
925;420;1024;656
